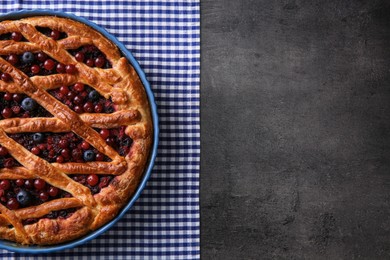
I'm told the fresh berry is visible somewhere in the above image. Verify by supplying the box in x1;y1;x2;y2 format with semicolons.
100;129;110;139
32;133;44;143
96;152;105;161
39;191;49;201
4;158;14;168
48;187;59;197
86;58;94;67
7;198;19;210
16;190;32;206
50;30;60;40
31;64;40;75
58;139;69;148
15;179;24;187
7;54;19;65
1;73;12;82
12;93;23;102
36;52;48;62
88;90;99;101
83;101;94;113
22;51;35;64
21;97;37;111
73;82;84;92
31;146;40;155
56;63;66;73
43;59;55;70
56;155;64;163
11;106;21;114
1;107;13;118
0;147;7;156
83;150;95;162
65;64;76;74
34;179;46;190
75;52;85;62
24;179;34;189
94;56;106;68
3;92;12;101
11;32;23;41
81;141;90;150
94;103;103;113
0;180;11;190
87;174;99;186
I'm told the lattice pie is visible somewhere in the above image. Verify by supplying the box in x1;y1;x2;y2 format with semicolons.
0;16;153;245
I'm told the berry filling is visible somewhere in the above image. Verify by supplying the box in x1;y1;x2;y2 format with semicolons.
22;208;78;226
0;92;52;119
0;32;26;42
68;45;111;68
49;83;115;114
71;174;114;194
6;126;132;164
1;51;77;77
0;178;72;210
35;27;67;40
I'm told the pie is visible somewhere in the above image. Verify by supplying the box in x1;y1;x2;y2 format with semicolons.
0;15;153;245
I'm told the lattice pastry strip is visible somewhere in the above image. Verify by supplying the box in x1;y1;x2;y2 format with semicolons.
0;16;153;245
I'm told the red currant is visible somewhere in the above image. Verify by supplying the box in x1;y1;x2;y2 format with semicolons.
59;86;69;95
34;179;46;190
56;63;66;73
73;82;85;92
15;179;24;187
36;52;48;62
50;30;61;40
1;73;12;82
2;107;13;118
94;56;106;68
3;92;12;101
0;180;11;190
7;54;19;65
65;64;77;74
81;141;90;150
75;52;85;62
87;174;99;186
11;32;22;41
86;58;94;67
44;59;55;70
31;146;41;155
39;191;49;201
48;187;59;197
74;106;84;113
83;101;94;113
0;147;8;156
100;129;110;139
12;93;23;103
7;198;19;210
31;64;40;75
95;152;105;161
24;179;34;189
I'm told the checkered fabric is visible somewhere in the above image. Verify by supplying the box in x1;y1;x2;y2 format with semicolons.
0;0;200;259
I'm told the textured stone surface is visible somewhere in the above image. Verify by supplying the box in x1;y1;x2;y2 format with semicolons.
201;1;390;259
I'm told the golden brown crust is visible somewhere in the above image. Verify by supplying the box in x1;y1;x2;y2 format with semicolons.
0;16;153;245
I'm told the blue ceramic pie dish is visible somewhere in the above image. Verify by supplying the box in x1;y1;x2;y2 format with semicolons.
0;9;159;254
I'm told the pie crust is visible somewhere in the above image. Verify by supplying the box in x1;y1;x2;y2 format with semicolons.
0;16;153;245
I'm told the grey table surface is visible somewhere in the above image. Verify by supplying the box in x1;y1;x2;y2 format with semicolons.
200;0;390;259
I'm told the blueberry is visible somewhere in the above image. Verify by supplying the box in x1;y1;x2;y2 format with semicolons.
88;90;99;101
21;51;35;64
83;150;95;162
32;133;44;142
21;97;37;111
16;190;32;207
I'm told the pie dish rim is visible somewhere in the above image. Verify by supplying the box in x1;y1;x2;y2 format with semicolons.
0;9;159;254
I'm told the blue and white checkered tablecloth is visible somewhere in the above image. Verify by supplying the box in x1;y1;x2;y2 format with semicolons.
0;1;200;259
